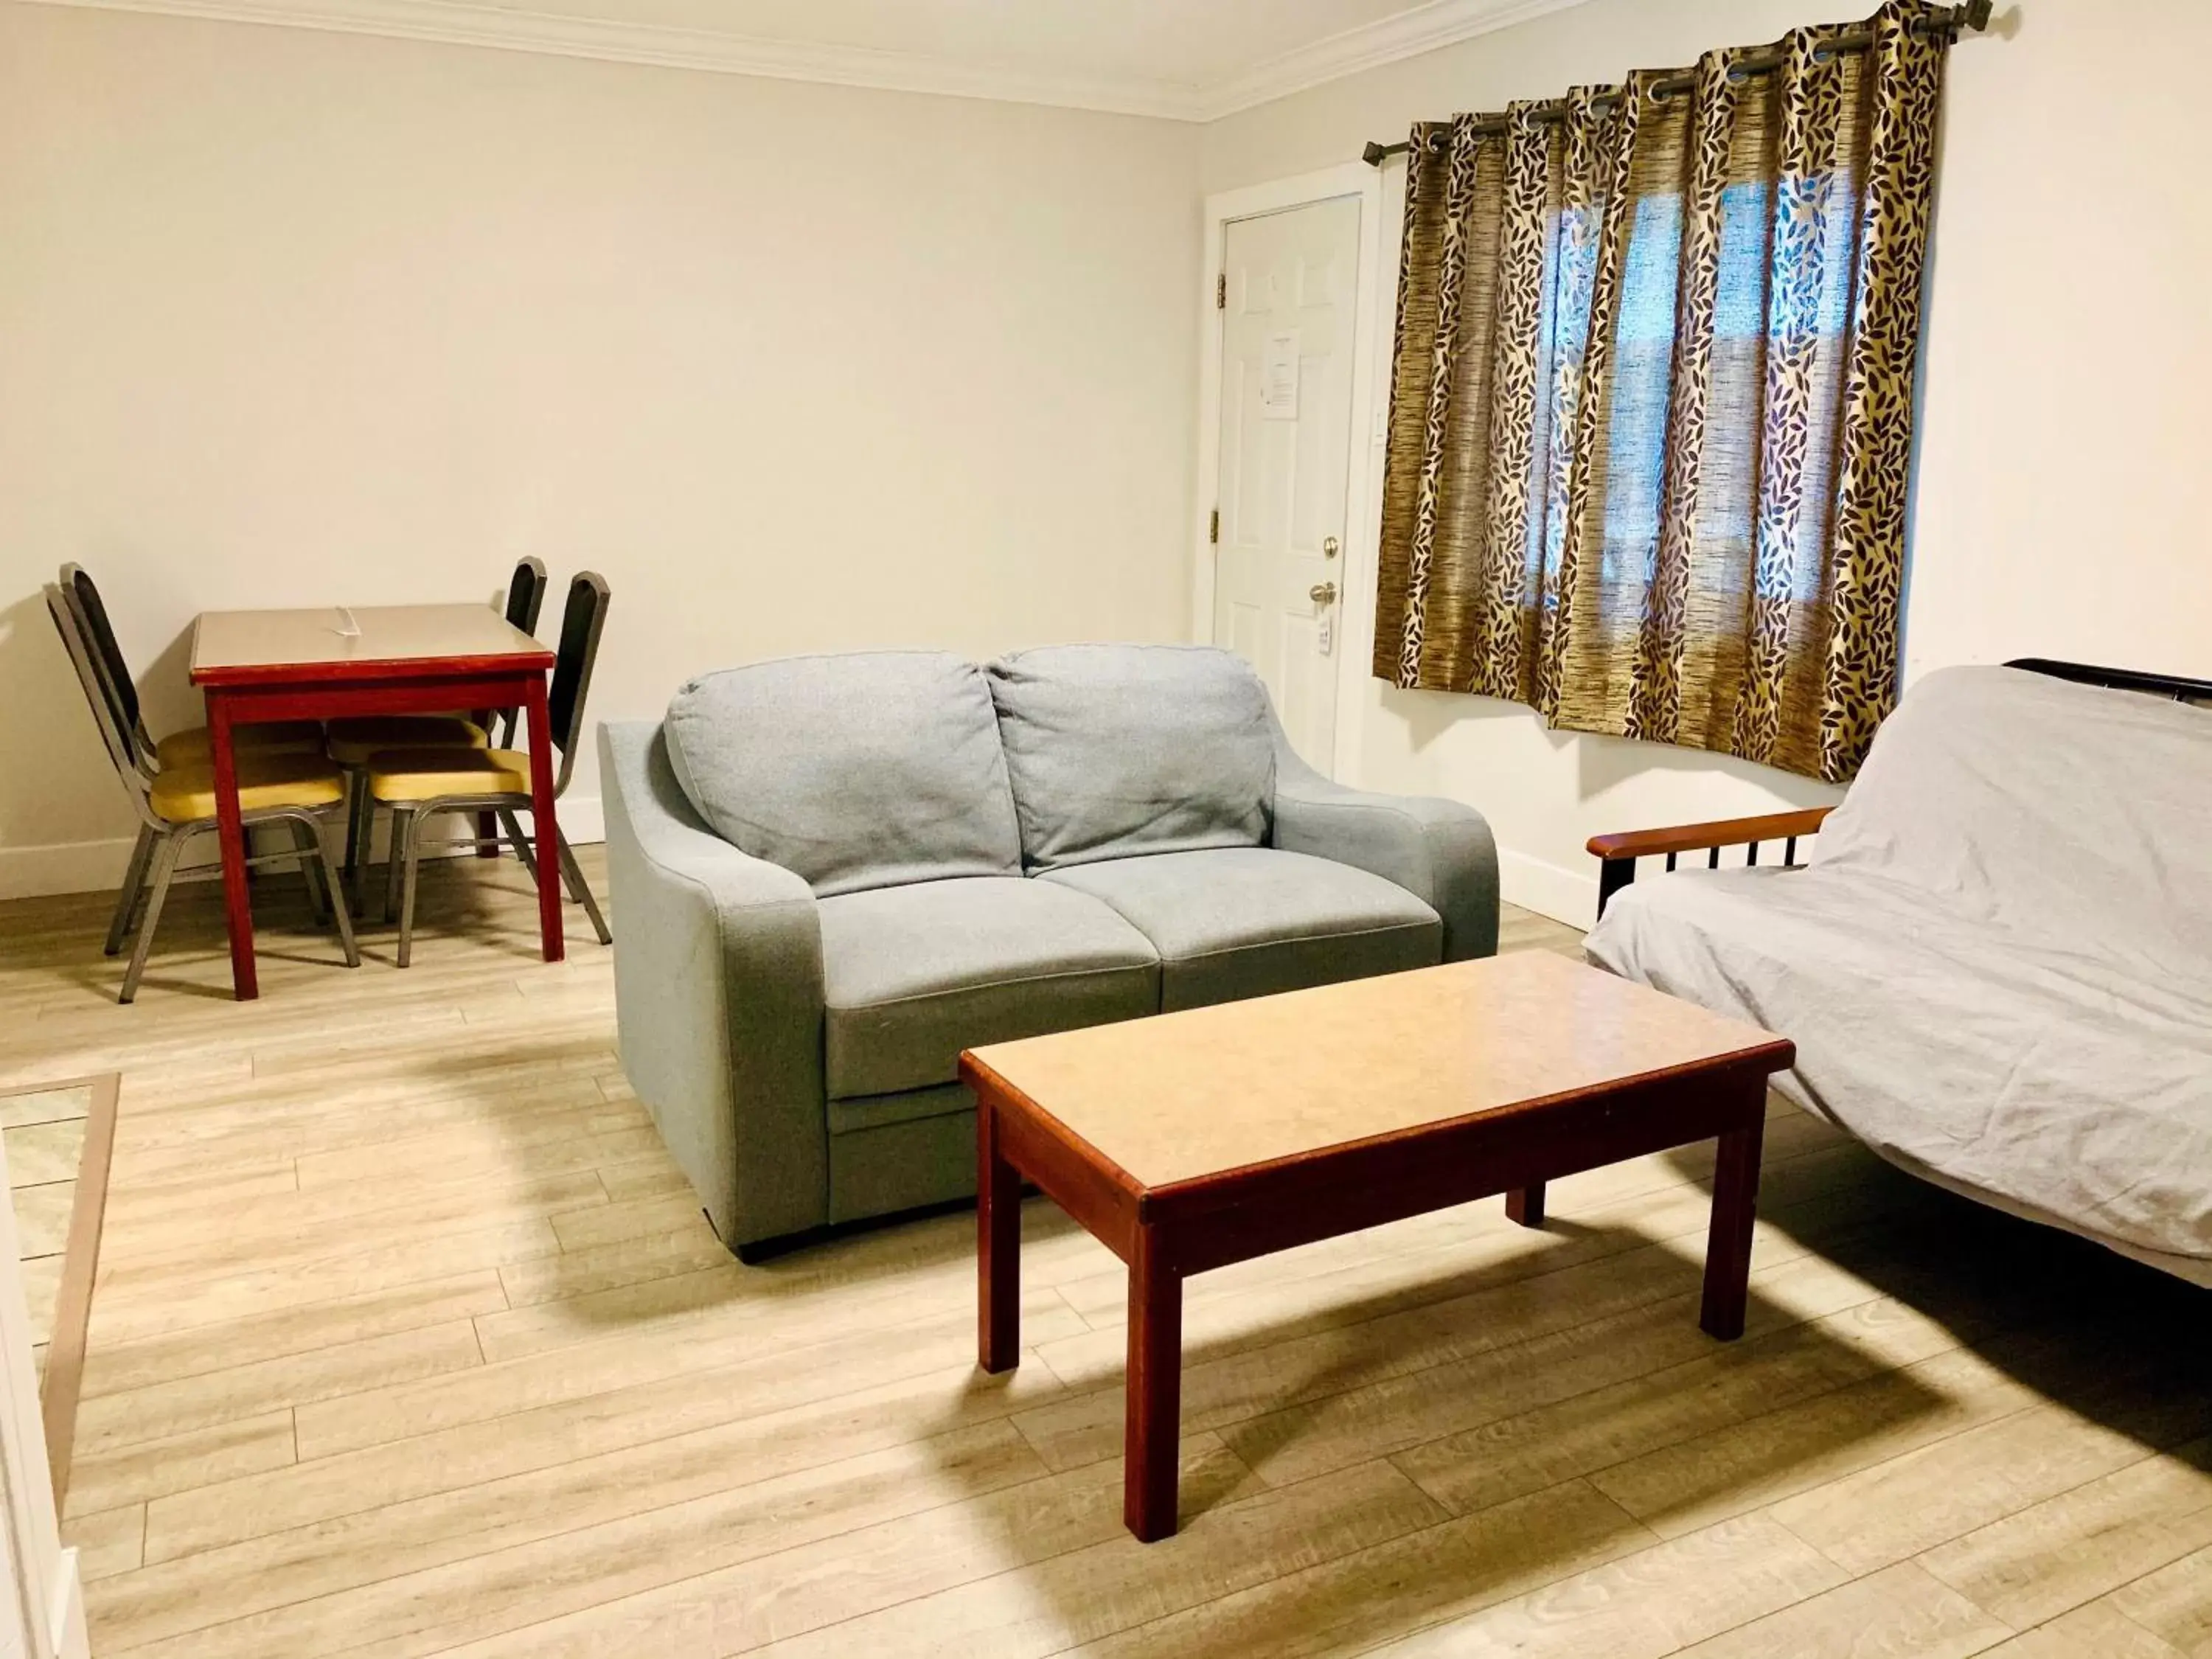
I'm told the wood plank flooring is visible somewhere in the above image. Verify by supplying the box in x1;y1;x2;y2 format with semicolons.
1;1068;121;1509
3;1076;102;1383
0;849;2205;1658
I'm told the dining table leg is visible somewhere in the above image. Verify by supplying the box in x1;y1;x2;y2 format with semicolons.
206;691;260;1001
522;678;565;964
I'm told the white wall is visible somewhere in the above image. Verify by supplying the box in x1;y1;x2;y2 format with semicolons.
1207;0;2212;923
0;3;1202;897
7;0;2208;924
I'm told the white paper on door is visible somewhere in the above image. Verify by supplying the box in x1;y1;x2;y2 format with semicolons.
1261;330;1301;420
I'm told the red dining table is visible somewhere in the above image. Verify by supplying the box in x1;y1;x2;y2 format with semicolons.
189;603;563;1001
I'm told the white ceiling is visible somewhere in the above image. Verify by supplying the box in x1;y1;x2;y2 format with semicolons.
35;0;1594;119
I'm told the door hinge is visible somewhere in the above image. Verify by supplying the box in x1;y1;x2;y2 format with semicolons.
1208;508;1220;544
1216;272;1226;310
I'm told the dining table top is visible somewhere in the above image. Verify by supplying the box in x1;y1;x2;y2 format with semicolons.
189;603;553;686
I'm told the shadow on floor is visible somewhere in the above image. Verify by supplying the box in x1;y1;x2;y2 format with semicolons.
900;1127;2207;1658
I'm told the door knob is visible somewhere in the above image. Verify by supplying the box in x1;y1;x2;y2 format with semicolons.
1309;582;1338;605
1323;536;1340;560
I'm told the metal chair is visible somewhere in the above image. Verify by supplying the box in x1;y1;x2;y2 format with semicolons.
477;557;549;747
60;563;332;939
333;557;549;887
366;571;611;966
59;564;324;774
45;586;361;1003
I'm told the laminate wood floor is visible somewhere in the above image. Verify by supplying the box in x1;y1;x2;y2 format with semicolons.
0;849;2205;1658
3;1076;100;1382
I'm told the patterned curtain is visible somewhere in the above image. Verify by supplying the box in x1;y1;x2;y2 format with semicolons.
1372;0;1952;782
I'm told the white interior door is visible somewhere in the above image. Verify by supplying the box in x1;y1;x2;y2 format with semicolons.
1212;195;1363;773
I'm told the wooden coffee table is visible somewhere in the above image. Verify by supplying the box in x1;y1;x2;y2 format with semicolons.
961;951;1795;1542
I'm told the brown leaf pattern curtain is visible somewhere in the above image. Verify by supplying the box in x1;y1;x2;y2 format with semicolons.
1373;1;1950;782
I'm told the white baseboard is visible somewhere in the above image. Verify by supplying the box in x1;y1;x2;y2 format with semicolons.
0;836;143;903
558;796;605;846
1498;846;1599;932
51;1545;88;1659
0;796;605;903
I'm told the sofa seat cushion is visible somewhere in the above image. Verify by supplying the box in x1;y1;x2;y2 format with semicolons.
1041;847;1441;1012
665;651;1023;897
818;877;1160;1099
987;644;1275;872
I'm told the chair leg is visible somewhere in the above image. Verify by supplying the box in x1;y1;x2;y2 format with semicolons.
119;832;185;1004
105;824;157;957
310;813;361;968
383;807;410;928
397;810;425;969
498;810;539;880
348;771;380;910
557;830;611;946
342;771;364;875
293;818;331;924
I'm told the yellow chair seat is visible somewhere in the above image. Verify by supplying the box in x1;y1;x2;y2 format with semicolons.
148;752;347;824
326;714;487;767
153;721;325;769
369;746;533;803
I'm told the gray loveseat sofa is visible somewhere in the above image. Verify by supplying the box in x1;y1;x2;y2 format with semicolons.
599;643;1499;1258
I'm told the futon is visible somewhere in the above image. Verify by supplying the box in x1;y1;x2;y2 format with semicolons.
1588;666;2212;1285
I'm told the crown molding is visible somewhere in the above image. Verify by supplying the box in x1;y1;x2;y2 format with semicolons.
24;0;1206;116
1195;0;1594;119
24;0;1594;122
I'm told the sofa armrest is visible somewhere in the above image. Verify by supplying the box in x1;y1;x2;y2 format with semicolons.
1266;715;1500;961
1586;807;1833;918
598;720;828;1250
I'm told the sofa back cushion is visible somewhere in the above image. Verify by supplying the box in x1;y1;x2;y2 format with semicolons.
1815;664;2212;967
987;644;1274;872
664;650;1022;897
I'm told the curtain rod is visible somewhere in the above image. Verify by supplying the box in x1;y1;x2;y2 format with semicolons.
1360;0;1992;166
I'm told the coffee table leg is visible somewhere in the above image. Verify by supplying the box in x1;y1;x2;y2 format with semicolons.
978;1093;1020;1374
1701;1111;1766;1340
1506;1183;1546;1228
1124;1225;1182;1542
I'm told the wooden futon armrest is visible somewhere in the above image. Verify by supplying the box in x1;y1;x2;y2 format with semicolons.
1587;807;1833;918
1587;808;1833;863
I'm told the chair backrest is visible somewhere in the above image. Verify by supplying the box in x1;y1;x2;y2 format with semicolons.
46;585;157;823
504;557;549;634
59;563;152;767
546;572;610;787
481;557;551;737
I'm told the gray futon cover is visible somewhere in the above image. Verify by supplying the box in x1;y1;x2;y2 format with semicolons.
1587;666;2212;1279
